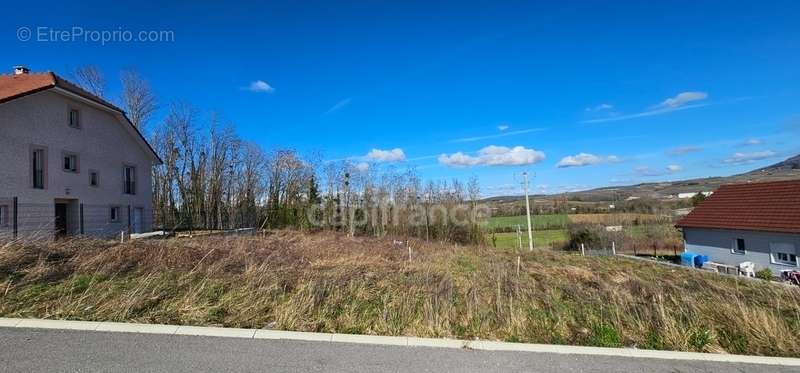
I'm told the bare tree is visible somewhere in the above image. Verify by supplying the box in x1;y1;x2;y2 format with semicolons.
73;65;106;97
121;70;158;132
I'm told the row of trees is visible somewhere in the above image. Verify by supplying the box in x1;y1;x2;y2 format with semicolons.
73;66;486;244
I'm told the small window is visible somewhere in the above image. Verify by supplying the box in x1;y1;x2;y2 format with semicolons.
123;166;136;195
89;170;99;187
69;108;80;128
0;205;7;227
110;206;120;222
32;147;45;189
63;153;78;173
732;238;746;254
771;243;798;266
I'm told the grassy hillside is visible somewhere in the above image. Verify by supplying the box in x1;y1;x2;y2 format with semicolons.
1;231;799;357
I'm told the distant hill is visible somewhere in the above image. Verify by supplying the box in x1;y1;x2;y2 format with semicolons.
485;154;800;203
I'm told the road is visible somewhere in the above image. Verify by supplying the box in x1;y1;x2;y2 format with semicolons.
0;328;795;372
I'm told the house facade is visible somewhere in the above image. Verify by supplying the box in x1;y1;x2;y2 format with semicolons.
676;180;800;275
0;67;162;239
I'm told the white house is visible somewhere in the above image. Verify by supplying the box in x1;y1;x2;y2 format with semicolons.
0;66;162;239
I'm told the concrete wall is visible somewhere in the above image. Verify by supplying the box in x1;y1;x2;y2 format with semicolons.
0;90;156;239
684;227;800;275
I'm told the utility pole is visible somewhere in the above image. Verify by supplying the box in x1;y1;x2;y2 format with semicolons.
523;171;534;251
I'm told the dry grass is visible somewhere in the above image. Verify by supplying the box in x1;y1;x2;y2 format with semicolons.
1;230;799;357
568;213;670;225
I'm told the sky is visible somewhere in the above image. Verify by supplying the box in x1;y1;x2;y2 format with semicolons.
3;1;800;196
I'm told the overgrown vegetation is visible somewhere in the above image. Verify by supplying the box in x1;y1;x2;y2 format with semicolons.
2;232;799;356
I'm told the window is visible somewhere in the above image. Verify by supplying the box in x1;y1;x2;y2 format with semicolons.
32;147;45;189
89;170;99;187
63;153;78;172
110;206;120;222
770;243;798;266
123;166;136;194
68;108;80;128
0;205;7;227
732;238;746;254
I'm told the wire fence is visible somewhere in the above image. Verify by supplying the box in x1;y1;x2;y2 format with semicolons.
0;196;154;241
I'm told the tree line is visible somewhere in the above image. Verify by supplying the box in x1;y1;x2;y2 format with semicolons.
72;66;486;244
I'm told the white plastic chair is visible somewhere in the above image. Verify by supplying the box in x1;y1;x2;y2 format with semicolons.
738;261;755;277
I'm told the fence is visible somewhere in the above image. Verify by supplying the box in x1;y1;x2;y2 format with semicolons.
0;196;154;241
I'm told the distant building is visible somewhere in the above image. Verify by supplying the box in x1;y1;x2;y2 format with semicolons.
676;180;800;275
0;67;162;239
677;191;713;199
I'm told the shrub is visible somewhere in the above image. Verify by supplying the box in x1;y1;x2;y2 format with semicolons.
688;328;713;352
756;268;774;281
567;224;602;250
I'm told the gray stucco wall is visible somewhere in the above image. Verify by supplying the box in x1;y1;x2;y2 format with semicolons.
683;227;800;275
0;90;155;239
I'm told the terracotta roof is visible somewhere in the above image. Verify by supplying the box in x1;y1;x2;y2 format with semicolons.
676;180;800;234
0;71;162;164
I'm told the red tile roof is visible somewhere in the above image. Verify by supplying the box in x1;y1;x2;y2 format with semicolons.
676;180;800;234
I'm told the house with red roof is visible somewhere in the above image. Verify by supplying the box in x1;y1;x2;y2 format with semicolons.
676;179;800;275
0;66;162;239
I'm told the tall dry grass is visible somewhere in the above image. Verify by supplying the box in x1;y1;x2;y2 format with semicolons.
1;231;799;357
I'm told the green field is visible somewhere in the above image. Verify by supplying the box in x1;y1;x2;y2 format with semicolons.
488;229;568;250
488;214;569;230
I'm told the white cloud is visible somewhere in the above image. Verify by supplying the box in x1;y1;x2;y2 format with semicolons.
653;91;708;110
585;103;613;112
667;145;703;155
355;162;370;172
450;127;547;143
556;153;619;168
324;98;352;115
724;150;777;164
582;91;709;124
635;165;683;177
439;145;545;167
246;80;274;93
498;124;510;131
366;148;406;162
742;138;762;146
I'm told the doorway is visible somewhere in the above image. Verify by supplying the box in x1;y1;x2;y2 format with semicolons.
54;203;68;238
133;207;143;233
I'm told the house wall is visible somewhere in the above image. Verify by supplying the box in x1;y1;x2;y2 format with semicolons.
683;227;800;275
0;90;155;239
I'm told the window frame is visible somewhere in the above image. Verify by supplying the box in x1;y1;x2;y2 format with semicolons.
109;206;120;223
731;238;746;255
770;242;798;267
30;145;47;190
89;170;99;187
68;107;81;129
123;164;137;195
62;151;79;173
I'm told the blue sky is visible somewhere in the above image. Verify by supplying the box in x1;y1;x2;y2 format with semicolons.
3;1;800;196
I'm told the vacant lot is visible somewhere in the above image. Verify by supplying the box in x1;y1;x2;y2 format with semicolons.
489;230;568;250
488;214;569;230
1;231;799;357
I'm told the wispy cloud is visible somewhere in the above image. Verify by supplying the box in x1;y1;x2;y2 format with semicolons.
450;127;547;143
582;91;709;124
244;80;274;93
652;91;708;110
497;124;510;131
723;150;777;165
742;138;762;146
667;145;704;156
439;145;545;168
355;162;370;172
585;103;613;112
324;98;352;115
366;148;406;162
557;153;619;168
635;164;683;177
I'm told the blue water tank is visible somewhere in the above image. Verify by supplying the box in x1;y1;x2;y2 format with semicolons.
694;255;709;268
681;252;698;267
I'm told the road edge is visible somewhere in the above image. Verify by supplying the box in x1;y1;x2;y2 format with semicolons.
1;317;798;366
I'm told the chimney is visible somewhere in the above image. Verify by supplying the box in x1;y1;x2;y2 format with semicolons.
14;66;30;75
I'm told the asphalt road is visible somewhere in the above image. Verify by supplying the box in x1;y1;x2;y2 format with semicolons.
0;328;795;372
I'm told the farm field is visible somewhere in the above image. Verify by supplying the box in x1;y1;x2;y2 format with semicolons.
1;230;799;356
488;213;670;231
489;230;568;250
487;214;569;230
